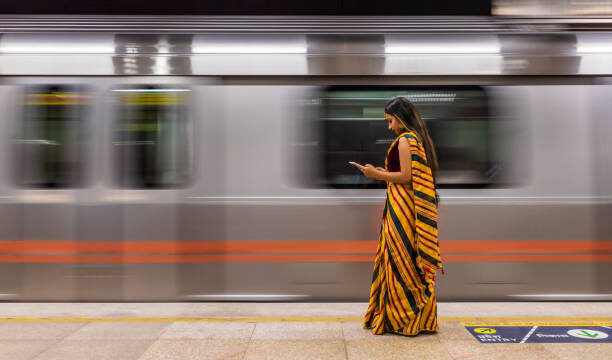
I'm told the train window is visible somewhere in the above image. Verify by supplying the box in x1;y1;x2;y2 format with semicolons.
15;85;88;188
319;86;493;188
113;86;192;188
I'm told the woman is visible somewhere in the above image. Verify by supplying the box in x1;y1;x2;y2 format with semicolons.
353;97;443;336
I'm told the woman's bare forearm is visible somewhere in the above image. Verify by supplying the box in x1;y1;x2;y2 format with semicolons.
373;170;411;184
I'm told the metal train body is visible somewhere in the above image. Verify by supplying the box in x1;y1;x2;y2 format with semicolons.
0;16;610;301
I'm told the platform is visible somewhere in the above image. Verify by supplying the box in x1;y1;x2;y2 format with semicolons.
0;302;610;359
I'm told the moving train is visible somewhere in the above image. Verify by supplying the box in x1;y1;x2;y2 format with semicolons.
0;16;610;301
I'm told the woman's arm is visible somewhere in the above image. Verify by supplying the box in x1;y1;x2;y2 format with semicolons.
359;137;412;184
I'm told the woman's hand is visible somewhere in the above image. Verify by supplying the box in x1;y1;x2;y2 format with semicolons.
359;164;379;179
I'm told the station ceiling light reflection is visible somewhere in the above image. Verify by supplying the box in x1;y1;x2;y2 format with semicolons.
0;34;114;54
385;35;500;54
192;35;307;54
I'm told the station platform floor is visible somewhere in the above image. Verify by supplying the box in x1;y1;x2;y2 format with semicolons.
0;302;610;359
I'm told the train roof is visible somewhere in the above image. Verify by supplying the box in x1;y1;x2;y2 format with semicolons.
1;16;612;76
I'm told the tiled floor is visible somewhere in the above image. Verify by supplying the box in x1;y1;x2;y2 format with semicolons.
0;302;609;359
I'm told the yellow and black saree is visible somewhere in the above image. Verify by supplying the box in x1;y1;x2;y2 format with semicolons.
363;130;443;336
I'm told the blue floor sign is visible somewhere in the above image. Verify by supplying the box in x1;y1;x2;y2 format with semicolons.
465;325;612;343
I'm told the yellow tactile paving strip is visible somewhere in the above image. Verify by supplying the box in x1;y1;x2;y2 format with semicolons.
0;317;610;323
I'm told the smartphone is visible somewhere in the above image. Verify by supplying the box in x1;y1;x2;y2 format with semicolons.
348;161;362;167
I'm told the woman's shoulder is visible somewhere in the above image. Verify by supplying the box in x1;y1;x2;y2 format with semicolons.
399;131;421;144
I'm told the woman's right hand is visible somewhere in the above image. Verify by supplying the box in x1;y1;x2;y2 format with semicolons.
376;167;387;172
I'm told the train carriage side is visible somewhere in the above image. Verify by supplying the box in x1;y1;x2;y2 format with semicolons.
0;26;609;300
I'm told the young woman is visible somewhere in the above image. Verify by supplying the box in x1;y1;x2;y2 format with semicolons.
352;97;443;336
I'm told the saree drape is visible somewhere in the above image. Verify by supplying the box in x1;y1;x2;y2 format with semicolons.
363;130;442;336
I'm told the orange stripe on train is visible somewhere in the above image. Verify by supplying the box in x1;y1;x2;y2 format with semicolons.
0;240;610;262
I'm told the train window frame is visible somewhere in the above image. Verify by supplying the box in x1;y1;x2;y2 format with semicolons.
111;85;194;189
318;85;495;189
13;84;90;189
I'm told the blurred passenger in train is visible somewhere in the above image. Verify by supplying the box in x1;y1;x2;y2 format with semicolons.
352;97;443;336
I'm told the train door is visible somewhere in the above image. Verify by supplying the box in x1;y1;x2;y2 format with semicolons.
10;80;93;300
102;79;196;300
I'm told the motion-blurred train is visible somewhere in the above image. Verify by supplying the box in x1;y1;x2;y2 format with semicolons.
0;16;610;301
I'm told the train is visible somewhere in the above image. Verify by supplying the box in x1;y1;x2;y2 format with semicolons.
0;16;610;301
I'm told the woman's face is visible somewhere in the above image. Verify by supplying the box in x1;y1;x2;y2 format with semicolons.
385;113;404;135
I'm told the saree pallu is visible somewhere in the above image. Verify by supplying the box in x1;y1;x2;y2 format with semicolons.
363;131;442;336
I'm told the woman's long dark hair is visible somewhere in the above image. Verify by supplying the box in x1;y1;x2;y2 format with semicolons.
385;97;440;203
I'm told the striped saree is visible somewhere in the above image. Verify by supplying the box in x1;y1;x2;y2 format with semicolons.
363;131;442;336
